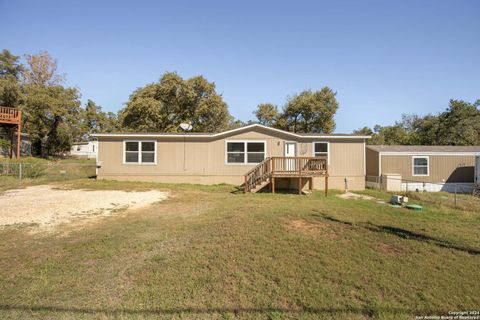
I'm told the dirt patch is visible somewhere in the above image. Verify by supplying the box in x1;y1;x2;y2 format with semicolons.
286;219;338;238
376;242;402;256
0;185;168;229
336;192;377;201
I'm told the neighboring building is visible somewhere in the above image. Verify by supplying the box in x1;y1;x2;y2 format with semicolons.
70;141;98;159
0;132;31;158
366;145;480;192
93;124;370;191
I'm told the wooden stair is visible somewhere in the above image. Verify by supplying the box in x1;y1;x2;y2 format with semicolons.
249;178;271;193
243;156;328;194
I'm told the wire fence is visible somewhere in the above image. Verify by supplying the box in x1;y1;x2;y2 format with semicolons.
0;161;96;181
366;175;480;211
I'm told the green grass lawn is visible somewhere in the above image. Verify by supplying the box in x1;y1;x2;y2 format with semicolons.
0;179;479;319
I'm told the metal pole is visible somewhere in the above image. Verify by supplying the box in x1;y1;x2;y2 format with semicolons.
19;163;22;180
454;184;457;209
183;132;186;171
17;123;21;159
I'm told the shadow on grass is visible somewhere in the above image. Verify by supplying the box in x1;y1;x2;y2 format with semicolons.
0;304;439;317
312;211;480;256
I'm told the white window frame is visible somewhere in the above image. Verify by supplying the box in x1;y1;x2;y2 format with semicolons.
225;140;267;165
123;140;157;165
412;156;429;176
312;141;330;165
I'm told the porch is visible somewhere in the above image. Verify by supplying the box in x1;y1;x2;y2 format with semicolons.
0;107;22;159
244;157;328;194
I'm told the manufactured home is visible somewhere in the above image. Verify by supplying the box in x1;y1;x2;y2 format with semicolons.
70;141;98;159
93;124;370;192
366;145;480;192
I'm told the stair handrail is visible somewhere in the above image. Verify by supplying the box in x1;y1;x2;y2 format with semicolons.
244;157;272;192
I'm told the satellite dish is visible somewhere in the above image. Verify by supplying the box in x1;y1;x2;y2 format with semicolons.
180;123;193;131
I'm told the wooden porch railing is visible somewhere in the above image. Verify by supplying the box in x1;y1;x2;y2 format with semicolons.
0;106;22;159
271;156;327;176
0;107;21;124
244;157;328;193
244;157;272;192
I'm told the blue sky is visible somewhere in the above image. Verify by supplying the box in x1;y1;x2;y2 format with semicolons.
1;0;479;132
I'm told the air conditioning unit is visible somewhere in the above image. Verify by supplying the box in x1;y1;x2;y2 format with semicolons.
390;195;408;205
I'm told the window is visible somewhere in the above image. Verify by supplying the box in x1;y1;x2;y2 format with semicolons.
124;141;156;164
412;156;429;176
226;141;265;164
313;142;328;157
313;142;329;165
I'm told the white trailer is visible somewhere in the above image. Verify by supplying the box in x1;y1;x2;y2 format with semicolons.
70;141;98;159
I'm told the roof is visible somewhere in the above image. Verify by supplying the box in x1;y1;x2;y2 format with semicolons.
92;124;371;140
367;145;480;154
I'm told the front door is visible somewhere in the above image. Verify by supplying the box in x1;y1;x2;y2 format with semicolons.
284;142;296;171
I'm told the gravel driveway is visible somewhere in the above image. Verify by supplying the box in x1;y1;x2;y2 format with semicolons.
0;185;168;228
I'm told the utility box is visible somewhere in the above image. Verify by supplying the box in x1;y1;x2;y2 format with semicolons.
381;173;402;192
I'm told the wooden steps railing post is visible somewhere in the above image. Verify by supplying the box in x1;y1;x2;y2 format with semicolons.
325;175;328;197
298;157;301;194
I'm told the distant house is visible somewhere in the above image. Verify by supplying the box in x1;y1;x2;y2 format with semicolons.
70;141;98;159
366;145;480;192
93;124;370;192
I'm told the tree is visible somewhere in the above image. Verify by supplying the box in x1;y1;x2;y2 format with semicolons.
22;51;65;86
0;75;22;108
20;51;82;156
120;72;230;132
225;116;246;130
82;99;118;137
0;49;24;80
254;103;279;126
435;99;480;145
281;87;339;133
0;49;24;154
0;49;23;108
22;84;81;156
354;99;480;146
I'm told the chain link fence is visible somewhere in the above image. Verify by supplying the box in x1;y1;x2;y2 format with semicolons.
366;175;480;212
0;160;96;182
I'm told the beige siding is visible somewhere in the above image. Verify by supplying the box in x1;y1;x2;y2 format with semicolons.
381;155;475;183
366;148;379;176
97;127;366;190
